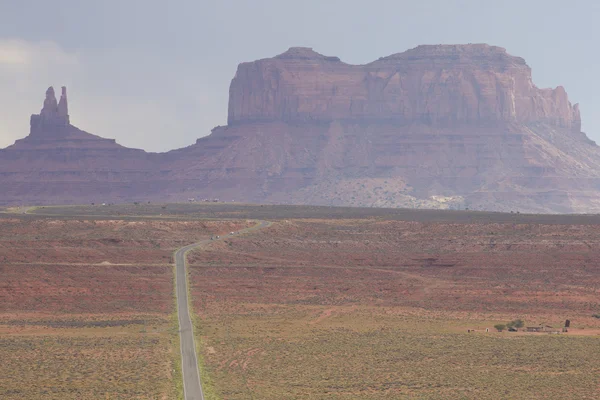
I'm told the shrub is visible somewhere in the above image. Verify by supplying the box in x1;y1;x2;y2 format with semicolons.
507;319;524;329
494;324;506;332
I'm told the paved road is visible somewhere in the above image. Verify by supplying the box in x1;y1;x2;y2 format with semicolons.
174;220;270;400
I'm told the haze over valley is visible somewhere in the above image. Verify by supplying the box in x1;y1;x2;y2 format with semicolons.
2;2;600;400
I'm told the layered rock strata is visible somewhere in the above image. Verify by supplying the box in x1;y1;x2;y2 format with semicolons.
229;45;581;131
1;44;600;213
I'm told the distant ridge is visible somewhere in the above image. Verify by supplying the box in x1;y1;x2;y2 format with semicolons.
1;44;600;213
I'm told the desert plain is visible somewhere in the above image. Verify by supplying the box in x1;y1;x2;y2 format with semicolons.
1;204;599;399
0;210;248;399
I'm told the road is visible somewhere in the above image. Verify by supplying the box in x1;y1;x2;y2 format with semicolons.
174;220;270;400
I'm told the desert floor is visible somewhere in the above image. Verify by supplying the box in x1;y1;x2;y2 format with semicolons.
2;204;599;399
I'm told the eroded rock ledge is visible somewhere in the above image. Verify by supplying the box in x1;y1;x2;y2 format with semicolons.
228;44;581;131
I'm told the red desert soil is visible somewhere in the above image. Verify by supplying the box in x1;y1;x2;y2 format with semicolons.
188;218;600;399
0;217;251;400
0;218;251;264
190;219;600;318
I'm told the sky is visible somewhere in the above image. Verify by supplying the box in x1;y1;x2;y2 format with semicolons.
0;0;599;152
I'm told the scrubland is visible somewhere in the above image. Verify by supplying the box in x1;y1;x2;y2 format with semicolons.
0;217;248;399
189;219;600;399
3;207;600;399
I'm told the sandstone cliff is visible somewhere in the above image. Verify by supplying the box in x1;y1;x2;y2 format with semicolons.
216;44;599;212
229;44;581;131
1;45;600;213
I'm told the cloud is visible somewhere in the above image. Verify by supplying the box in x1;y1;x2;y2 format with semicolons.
0;41;32;65
0;39;79;67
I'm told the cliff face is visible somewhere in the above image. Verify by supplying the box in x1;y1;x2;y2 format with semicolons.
1;45;599;213
215;44;599;212
229;44;581;131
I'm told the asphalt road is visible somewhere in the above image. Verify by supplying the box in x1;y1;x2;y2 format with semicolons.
174;220;271;400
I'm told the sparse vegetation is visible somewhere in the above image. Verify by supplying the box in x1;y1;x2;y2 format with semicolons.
191;303;600;399
507;319;525;329
0;315;179;399
187;216;600;399
3;206;600;398
0;217;248;399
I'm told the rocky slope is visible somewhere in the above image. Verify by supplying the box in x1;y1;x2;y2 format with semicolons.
171;44;600;212
2;44;600;212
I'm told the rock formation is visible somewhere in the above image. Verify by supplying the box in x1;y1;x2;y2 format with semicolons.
58;86;69;120
30;86;70;137
201;44;600;212
2;45;600;213
0;87;161;205
229;45;581;131
13;86;123;149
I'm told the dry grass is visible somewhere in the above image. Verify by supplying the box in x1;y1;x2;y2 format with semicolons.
0;317;176;399
3;210;600;398
196;305;600;399
189;218;600;399
0;217;249;399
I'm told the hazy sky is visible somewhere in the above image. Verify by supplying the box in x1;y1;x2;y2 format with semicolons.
0;0;599;152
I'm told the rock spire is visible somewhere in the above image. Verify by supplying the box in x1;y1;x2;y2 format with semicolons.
40;87;59;117
58;86;68;118
30;86;70;136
